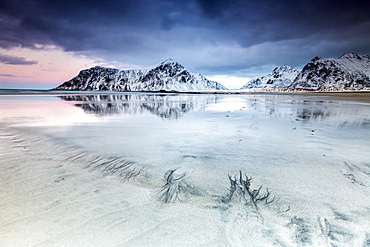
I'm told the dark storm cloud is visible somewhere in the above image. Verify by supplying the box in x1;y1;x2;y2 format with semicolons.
197;0;370;45
1;0;369;77
0;0;199;49
0;54;37;65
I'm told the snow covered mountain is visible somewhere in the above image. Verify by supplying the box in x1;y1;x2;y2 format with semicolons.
290;52;370;88
54;59;227;92
240;65;299;89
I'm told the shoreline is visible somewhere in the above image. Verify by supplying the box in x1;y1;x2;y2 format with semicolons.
1;88;370;103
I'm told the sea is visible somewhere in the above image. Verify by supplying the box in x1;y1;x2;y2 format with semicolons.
1;90;370;246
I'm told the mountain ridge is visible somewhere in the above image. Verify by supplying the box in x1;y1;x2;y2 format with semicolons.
291;52;370;88
54;59;228;92
55;52;370;92
240;52;370;90
240;65;299;89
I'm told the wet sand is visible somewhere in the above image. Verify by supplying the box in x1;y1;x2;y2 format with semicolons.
260;91;370;103
1;92;369;246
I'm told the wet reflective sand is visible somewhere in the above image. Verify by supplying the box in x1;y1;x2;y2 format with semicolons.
1;91;370;246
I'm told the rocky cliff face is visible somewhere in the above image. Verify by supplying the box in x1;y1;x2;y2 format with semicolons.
54;59;227;91
290;52;370;88
240;65;299;89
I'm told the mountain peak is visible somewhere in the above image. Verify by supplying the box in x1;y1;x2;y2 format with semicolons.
241;65;299;89
339;52;367;61
311;56;322;62
155;58;180;67
272;65;297;74
160;58;175;64
149;58;185;72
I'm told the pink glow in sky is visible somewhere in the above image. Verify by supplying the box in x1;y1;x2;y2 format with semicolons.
0;45;106;89
0;46;98;88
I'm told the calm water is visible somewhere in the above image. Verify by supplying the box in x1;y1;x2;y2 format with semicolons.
1;91;370;246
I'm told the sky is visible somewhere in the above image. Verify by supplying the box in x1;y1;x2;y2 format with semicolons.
0;0;369;89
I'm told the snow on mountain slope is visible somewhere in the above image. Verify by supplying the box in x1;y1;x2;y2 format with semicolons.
54;59;227;91
291;52;370;88
240;65;299;89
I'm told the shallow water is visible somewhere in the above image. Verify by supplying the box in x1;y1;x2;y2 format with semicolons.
1;91;370;246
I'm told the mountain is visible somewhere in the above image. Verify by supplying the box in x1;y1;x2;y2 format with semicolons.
290;52;370;88
54;59;227;92
240;65;299;89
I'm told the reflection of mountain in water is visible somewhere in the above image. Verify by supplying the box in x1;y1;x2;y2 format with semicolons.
59;94;370;126
295;106;370;127
296;107;331;122
60;94;220;119
244;96;370;127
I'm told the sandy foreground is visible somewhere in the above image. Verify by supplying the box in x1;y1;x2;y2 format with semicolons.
0;127;229;247
1;127;369;247
0;92;370;246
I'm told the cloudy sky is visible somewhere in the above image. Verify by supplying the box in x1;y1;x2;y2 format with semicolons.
0;0;369;89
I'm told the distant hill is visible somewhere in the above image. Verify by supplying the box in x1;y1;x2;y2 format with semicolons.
240;65;299;89
54;59;227;92
290;52;370;88
241;52;370;90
